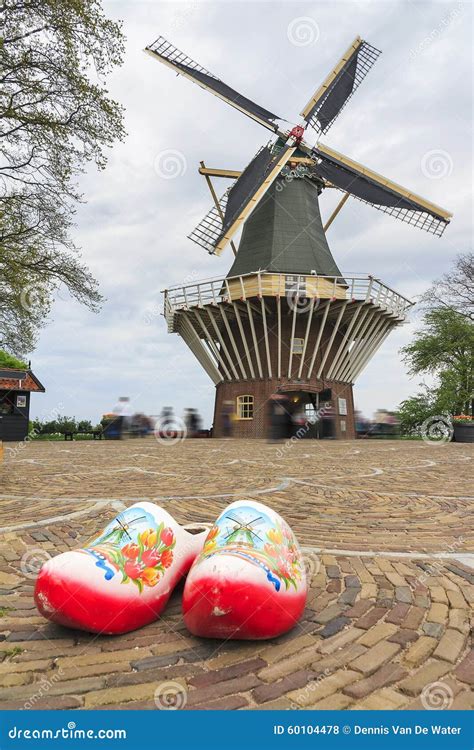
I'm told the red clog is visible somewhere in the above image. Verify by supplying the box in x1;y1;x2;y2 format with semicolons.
35;503;208;634
182;500;307;640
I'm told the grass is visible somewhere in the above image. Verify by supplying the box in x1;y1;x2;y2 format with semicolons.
1;646;24;660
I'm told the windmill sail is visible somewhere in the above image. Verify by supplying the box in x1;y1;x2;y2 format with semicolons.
145;37;281;131
189;144;296;256
312;143;452;236
300;37;381;134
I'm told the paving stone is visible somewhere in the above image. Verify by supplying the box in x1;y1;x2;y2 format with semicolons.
429;585;448;604
257;645;318;682
448;608;469;634
454;650;473;685
446;590;467;609
287;669;360;707
395;586;413;604
319;616;351;639
352;687;408;709
401;606;425;630
388;629;419;646
426;603;448;624
258;634;315;665
251;697;293;710
186;673;261;707
403;636;438;667
57;648;152;669
188;695;250;710
189;658;266;688
0;438;471;711
422;622;445;638
385;603;410;625
312;644;367;674
344;576;361;589
314;604;346;625
310;693;353;709
338;589;358;606
345;600;372;619
399;659;452;696
85;680;174;708
0;658;52;674
350;640;401;676
344;664;408;699
354;607;388;630
252;669;315;704
317;627;366;655
357;623;397;648
433;629;466;664
0;695;82;710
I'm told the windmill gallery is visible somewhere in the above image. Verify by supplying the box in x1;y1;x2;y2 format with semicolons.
145;35;452;440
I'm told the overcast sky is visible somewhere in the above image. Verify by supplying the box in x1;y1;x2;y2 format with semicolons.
29;0;472;427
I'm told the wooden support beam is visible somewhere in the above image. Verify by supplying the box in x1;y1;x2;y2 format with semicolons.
200;161;238;257
193;309;232;380
246;301;263;378
323;192;350;232
298;297;316;379
198;167;242;178
317;301;348;378
307;300;331;378
206;306;239;379
232;301;255;378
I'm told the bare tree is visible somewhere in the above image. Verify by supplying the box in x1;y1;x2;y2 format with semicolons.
421;252;474;321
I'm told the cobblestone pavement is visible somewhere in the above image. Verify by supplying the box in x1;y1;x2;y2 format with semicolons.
0;438;472;710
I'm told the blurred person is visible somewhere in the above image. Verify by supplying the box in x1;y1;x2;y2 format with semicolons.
221;401;234;438
184;408;201;437
267;393;292;442
110;396;132;439
160;406;174;429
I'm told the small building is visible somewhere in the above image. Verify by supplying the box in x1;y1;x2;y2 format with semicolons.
0;367;45;442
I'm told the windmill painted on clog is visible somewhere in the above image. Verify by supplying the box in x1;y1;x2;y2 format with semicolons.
146;35;452;440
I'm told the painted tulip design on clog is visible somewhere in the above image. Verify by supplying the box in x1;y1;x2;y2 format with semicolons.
182;500;307;640
35;502;208;634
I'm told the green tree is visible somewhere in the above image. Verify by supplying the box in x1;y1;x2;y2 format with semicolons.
1;0;126;356
397;389;433;434
399;308;474;434
0;348;27;369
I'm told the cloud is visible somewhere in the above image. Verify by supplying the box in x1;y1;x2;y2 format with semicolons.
30;0;472;425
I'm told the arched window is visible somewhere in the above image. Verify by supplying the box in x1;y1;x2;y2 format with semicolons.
236;394;254;420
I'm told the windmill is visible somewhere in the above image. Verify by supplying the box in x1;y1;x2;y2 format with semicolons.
145;35;452;439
